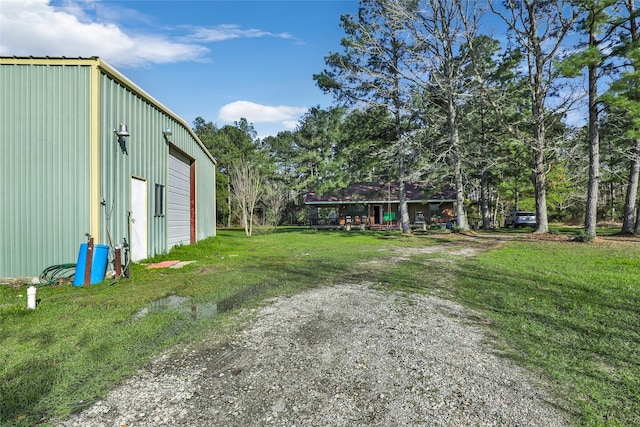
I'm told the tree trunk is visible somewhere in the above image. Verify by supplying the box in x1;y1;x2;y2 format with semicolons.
610;181;616;222
584;60;600;236
493;194;500;227
622;139;640;233
397;145;411;233
398;179;411;233
453;152;468;229
513;175;520;212
241;205;249;236
635;198;640;234
394;58;411;234
448;96;468;230
623;0;640;233
531;62;549;233
533;147;549;233
480;111;491;229
481;169;491;229
227;181;232;228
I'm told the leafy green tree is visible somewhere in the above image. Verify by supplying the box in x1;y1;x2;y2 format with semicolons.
402;0;480;230
489;0;578;234
260;130;305;223
192;117;229;226
601;0;640;233
261;179;288;231
192;117;263;226
336;106;397;186
496;140;536;213
261;130;297;179
314;0;417;233
461;35;526;228
546;161;583;221
260;108;346;224
291;107;344;194
562;0;618;237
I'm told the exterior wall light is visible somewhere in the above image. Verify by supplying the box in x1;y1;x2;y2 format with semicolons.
114;123;130;153
162;127;172;144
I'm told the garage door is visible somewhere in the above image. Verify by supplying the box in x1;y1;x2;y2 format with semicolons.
167;148;193;248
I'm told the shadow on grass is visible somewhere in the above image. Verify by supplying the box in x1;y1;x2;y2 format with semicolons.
452;260;640;426
1;357;58;426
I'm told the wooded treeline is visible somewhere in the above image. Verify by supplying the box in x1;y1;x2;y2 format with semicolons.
194;0;639;236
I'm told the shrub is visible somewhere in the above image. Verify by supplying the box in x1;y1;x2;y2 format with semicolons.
570;230;595;243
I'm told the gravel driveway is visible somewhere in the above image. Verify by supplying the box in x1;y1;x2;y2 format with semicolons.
59;274;569;426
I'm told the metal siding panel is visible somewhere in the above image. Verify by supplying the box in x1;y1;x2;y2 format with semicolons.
100;75;136;257
100;83;217;257
1;59;216;277
1;63;91;278
196;150;217;239
99;73;174;259
167;149;191;248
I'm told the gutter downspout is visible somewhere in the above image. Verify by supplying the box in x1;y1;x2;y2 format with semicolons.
89;61;101;242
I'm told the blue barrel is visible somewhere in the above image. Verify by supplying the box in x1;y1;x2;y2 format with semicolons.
73;243;109;286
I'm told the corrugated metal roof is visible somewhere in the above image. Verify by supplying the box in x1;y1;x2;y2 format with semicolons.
305;182;457;204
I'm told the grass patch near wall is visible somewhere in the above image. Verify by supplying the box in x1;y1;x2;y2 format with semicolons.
0;229;429;426
448;240;640;426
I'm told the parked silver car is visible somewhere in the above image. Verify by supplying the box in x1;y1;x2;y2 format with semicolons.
504;211;536;228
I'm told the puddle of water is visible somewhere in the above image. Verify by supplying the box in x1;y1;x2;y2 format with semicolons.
186;301;218;320
134;283;267;320
134;295;188;319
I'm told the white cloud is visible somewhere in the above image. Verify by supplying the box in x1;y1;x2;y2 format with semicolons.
186;24;293;43
281;120;300;129
0;1;301;67
218;101;306;128
0;0;208;67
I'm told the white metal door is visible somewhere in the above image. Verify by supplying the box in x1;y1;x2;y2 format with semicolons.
131;177;148;262
167;149;192;248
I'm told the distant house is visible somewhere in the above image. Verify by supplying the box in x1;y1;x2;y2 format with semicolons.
0;57;217;279
305;182;457;230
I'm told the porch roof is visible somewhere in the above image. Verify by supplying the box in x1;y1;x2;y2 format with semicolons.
305;182;456;205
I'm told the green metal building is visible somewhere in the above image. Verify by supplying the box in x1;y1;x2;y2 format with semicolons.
0;57;217;279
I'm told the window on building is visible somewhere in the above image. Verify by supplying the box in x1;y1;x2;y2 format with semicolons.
155;184;164;216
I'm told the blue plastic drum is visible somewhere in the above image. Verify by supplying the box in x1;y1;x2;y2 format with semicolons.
73;243;109;286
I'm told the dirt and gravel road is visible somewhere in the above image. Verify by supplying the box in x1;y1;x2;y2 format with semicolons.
59;237;570;426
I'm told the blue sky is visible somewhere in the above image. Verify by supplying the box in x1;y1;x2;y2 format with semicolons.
0;0;360;138
1;0;592;138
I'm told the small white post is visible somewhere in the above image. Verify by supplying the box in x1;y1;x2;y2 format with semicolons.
27;286;37;309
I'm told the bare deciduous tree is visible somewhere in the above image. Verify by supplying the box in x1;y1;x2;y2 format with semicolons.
395;0;480;230
230;162;263;237
263;180;288;232
487;0;578;234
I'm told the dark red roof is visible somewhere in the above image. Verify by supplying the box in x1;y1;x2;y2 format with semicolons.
305;182;456;203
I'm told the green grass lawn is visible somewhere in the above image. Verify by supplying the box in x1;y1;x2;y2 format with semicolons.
452;239;640;426
0;229;413;426
1;228;639;426
382;232;639;426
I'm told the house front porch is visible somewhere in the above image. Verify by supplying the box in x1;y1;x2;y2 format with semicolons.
306;201;456;231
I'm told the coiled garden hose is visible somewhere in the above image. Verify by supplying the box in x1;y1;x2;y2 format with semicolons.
38;263;77;287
